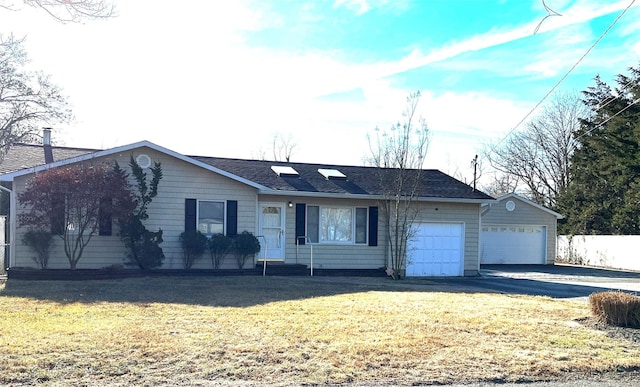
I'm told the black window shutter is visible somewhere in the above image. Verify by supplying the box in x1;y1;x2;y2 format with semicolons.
295;203;306;245
98;197;113;236
50;193;65;235
226;200;238;237
368;206;378;246
185;198;197;232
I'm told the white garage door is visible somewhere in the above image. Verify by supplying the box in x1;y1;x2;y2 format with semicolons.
406;223;463;277
481;225;546;264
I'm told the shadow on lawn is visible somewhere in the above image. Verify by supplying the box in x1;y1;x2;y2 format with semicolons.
0;275;434;307
3;272;639;307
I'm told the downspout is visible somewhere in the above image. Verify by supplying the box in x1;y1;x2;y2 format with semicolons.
478;201;494;275
477;204;482;276
0;184;14;270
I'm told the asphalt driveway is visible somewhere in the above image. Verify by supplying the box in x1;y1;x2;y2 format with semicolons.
429;264;640;299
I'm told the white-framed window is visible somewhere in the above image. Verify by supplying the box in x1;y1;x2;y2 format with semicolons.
198;201;225;236
306;205;368;244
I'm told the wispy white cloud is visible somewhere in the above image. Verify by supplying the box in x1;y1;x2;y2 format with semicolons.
3;0;638;179
254;0;635;110
354;0;638;84
332;0;408;15
333;0;371;15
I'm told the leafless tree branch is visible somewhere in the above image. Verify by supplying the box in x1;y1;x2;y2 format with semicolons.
1;0;116;23
0;34;72;160
485;92;586;207
366;91;431;279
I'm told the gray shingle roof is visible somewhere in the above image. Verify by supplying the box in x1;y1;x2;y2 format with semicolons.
0;142;493;201
191;156;493;200
0;143;95;174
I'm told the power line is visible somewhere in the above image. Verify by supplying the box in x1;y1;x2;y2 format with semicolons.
574;96;640;142
589;76;640;113
491;0;636;151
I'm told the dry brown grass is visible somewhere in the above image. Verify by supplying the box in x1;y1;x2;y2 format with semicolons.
1;276;639;386
590;291;640;328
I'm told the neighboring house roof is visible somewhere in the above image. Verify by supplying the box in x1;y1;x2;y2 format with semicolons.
0;140;494;202
488;192;564;219
0;143;95;174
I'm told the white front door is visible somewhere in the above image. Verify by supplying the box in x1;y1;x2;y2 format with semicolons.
258;203;285;260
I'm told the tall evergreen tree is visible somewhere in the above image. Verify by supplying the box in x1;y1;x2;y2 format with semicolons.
558;65;640;234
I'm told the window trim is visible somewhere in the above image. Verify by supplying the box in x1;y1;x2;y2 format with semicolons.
306;205;368;245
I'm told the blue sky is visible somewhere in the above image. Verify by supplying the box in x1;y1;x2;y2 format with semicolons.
2;0;639;184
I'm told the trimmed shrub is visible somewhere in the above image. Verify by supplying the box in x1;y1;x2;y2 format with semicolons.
180;230;208;269
116;158;165;270
121;218;165;270
22;230;55;269
208;233;232;270
232;231;261;269
589;291;640;328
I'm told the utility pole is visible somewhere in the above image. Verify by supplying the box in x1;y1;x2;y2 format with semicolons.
471;154;478;191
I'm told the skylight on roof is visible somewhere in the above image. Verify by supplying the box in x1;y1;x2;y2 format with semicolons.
318;168;346;180
271;165;299;177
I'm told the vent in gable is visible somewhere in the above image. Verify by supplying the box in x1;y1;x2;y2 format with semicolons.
318;168;346;180
271;165;299;177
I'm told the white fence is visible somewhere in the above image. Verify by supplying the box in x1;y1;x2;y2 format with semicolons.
557;235;640;272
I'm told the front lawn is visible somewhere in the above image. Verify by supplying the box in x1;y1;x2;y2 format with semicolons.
0;276;638;385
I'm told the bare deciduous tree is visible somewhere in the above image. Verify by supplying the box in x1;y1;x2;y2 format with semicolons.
367;91;430;279
1;0;115;22
272;132;297;162
485;92;586;208
0;34;71;160
253;132;298;161
480;172;519;199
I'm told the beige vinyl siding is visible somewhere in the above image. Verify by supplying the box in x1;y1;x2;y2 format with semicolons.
482;197;557;264
414;201;481;276
270;195;482;275
12;145;484;274
13;147;258;270
268;195;387;270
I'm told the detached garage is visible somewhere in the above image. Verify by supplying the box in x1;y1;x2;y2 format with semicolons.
480;193;563;265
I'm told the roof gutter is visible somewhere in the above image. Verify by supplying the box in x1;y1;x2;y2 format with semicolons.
257;189;496;204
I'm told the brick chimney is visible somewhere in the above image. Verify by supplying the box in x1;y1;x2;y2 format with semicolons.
43;127;54;164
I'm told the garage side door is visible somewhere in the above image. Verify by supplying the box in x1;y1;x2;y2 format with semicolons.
481;225;546;264
407;223;463;277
